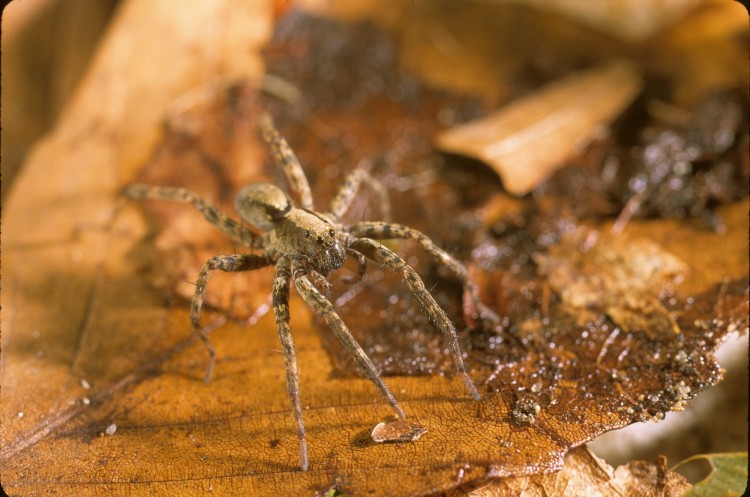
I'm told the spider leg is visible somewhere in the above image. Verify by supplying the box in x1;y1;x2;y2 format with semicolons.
341;247;367;284
191;253;275;382
124;185;263;249
259;113;314;210
326;168;391;222
349;222;499;323
307;269;332;295
291;258;406;420
350;237;481;400
272;256;309;471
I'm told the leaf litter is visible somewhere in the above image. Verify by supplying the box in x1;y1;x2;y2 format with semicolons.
2;2;747;497
127;6;747;490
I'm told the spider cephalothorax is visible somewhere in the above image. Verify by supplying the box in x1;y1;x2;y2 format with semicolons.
235;182;347;275
125;113;496;471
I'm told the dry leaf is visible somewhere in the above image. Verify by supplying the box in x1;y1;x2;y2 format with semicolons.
534;229;688;336
1;3;746;497
610;455;692;497
653;0;748;107
447;446;691;497
434;61;642;195
516;0;699;42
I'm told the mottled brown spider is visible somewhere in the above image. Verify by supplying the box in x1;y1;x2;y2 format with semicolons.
125;114;494;471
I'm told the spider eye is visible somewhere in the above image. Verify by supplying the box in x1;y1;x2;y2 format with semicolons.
329;229;335;237
304;230;311;237
317;236;324;244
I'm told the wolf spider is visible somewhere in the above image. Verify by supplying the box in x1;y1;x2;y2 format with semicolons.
125;114;495;471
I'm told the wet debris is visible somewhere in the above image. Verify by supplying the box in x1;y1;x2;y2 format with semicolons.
371;418;428;443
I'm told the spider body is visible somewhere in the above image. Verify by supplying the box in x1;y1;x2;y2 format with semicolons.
125;114;495;471
235;183;292;230
272;208;346;275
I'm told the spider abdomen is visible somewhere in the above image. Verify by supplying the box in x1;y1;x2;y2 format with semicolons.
235;183;292;231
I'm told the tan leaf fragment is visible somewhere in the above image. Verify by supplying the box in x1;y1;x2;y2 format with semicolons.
434;60;642;196
450;446;690;497
534;228;688;335
610;455;692;497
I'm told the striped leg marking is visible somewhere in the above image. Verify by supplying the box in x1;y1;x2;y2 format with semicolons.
326;168;391;222
259;113;314;210
273;257;309;471
351;237;481;400
124;184;262;249
349;222;499;323
292;258;406;419
191;253;275;382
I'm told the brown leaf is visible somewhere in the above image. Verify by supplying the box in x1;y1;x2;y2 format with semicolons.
654;0;749;107
534;229;688;336
611;456;692;497
434;61;643;195
520;0;699;42
1;3;746;497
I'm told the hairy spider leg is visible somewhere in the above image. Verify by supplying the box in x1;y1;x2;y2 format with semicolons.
326;168;392;222
123;185;262;249
341;247;367;284
291;258;407;420
272;257;309;471
191;253;276;382
350;237;481;401
349;222;499;323
259;113;314;210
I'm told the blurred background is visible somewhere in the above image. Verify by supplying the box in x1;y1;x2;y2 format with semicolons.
2;0;118;202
